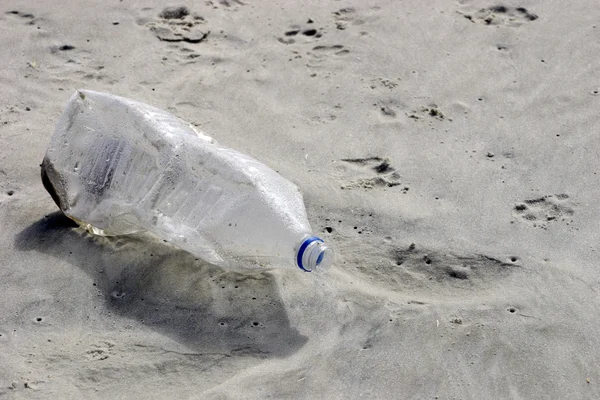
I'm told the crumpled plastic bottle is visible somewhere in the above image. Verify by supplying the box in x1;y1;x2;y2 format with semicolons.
41;90;333;272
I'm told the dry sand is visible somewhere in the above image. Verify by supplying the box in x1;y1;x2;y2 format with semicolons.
1;0;600;398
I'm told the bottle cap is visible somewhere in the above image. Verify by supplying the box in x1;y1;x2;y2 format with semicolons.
296;236;334;272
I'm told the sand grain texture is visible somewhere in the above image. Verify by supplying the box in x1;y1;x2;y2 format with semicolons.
1;0;600;398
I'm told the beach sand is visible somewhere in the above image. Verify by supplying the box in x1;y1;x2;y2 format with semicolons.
1;0;600;398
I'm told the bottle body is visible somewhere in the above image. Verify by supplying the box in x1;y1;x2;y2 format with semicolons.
42;90;332;271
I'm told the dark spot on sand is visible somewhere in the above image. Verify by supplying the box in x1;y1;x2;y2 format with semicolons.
373;160;392;174
7;190;14;196
182;32;209;43
490;5;508;13
302;29;317;36
342;157;384;164
59;45;75;51
380;106;396;117
524;197;546;205
285;30;299;36
447;267;469;280
515;7;538;20
313;44;344;51
159;6;189;19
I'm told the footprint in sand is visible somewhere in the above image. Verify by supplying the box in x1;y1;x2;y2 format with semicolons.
305;44;350;69
331;7;369;31
339;157;407;190
512;194;575;229
407;104;449;121
4;10;36;25
206;0;246;10
278;19;324;45
460;5;538;27
46;44;114;84
371;98;408;120
332;7;356;30
85;341;115;361
304;102;342;124
144;6;209;44
390;243;518;282
368;78;400;91
278;19;349;68
338;238;521;296
311;44;349;56
0;105;23;127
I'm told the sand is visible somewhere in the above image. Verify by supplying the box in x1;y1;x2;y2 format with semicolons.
1;0;600;398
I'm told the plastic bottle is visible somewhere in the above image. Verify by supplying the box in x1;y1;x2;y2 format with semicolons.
41;90;333;272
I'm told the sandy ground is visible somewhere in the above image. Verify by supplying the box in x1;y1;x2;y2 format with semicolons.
1;0;600;398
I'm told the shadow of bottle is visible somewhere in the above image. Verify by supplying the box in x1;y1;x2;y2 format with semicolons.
14;212;307;359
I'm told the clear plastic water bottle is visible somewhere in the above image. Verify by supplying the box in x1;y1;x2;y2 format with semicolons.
41;90;333;272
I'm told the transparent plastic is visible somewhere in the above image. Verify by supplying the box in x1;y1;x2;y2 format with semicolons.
41;90;333;272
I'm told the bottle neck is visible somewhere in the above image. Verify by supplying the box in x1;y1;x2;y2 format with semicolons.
296;236;333;272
